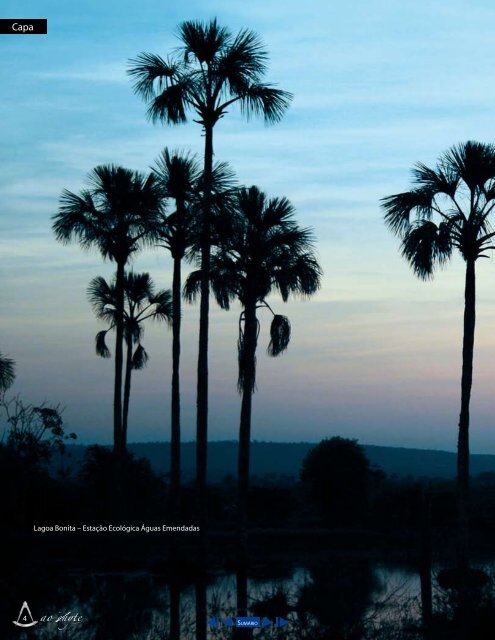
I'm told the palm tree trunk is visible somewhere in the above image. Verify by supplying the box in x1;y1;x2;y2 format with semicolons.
122;334;133;450
196;123;213;530
195;575;207;640
169;579;181;640
235;565;251;640
170;254;182;515
457;257;475;574
114;261;125;455
236;300;257;625
456;258;476;635
420;488;432;639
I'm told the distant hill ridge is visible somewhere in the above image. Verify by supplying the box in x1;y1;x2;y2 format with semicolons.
60;441;495;481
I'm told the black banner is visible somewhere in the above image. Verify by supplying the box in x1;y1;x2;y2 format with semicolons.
0;19;47;34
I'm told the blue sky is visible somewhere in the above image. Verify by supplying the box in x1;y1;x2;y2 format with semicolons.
2;0;495;451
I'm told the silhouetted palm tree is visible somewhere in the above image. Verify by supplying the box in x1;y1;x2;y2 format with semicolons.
152;149;237;509
152;149;200;506
185;185;321;553
0;352;15;393
129;20;292;525
52;166;162;454
88;272;172;448
382;140;495;573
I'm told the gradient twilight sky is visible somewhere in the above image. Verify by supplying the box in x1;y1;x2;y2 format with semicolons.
2;0;495;451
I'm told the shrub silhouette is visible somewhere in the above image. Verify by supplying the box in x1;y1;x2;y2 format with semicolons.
79;445;167;520
300;437;372;526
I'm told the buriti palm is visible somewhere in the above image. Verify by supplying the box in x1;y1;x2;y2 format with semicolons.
382;140;495;572
128;19;292;519
185;185;322;619
151;148;237;507
88;271;172;449
52;166;162;455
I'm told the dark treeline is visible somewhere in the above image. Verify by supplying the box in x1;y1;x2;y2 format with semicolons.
4;433;495;541
3;434;495;638
49;440;495;482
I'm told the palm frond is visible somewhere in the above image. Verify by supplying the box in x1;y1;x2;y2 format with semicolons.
210;160;238;194
132;343;149;370
267;314;291;356
262;194;296;227
183;269;202;303
215;28;268;93
443;140;495;192
150;289;173;325
95;331;111;358
236;84;293;124
153;147;201;201
401;220;453;279
87;275;117;319
147;79;191;124
127;53;179;101
0;353;15;392
125;272;153;306
179;19;231;64
412;162;459;198
236;185;267;225
483;178;495;203
381;188;435;236
52;190;103;248
273;253;322;301
210;263;238;310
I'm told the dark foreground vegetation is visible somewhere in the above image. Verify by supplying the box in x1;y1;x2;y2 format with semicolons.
2;428;495;639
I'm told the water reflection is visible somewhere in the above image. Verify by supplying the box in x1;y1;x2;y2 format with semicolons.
11;562;436;640
297;559;382;638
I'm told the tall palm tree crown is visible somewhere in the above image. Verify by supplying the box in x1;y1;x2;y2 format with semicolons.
382;141;495;276
186;185;322;390
52;165;163;454
152;149;238;259
53;166;163;263
382;140;495;573
152;149;201;261
128;19;293;130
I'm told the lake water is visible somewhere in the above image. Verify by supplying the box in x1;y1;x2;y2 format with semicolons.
22;561;433;639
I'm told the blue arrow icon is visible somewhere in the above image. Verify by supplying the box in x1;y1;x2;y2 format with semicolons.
262;617;273;627
208;617;219;628
276;617;288;628
223;617;233;627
